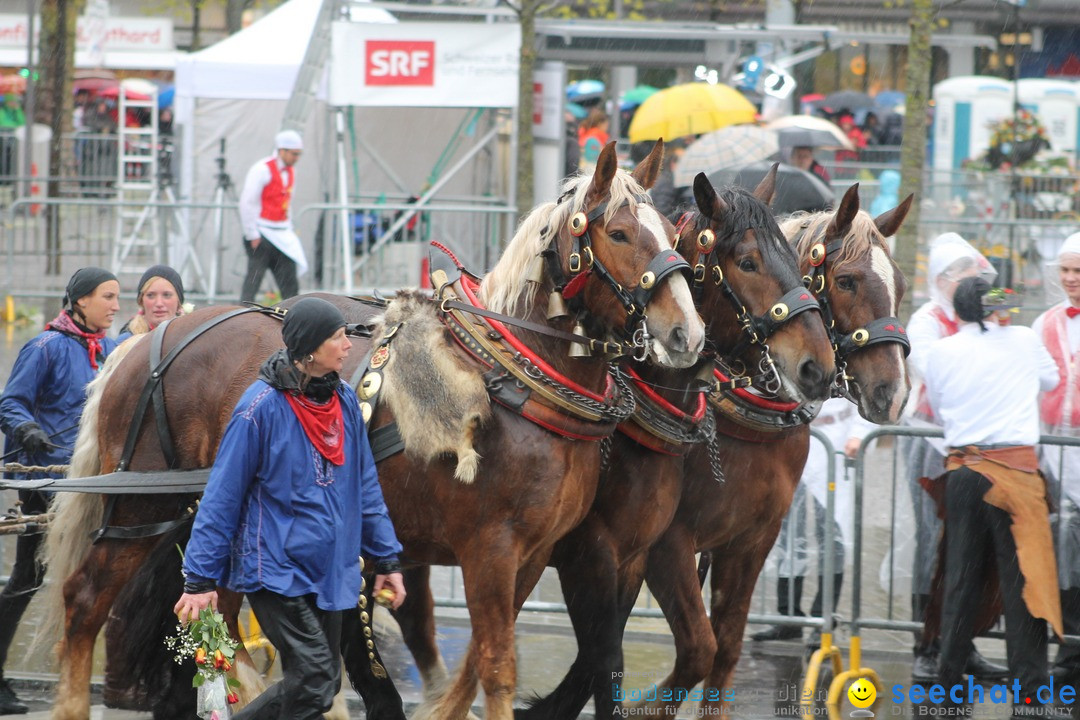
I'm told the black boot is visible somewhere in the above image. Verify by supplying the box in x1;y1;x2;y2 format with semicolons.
965;649;1009;681
809;573;844;618
911;593;940;683
0;679;27;715
752;577;804;641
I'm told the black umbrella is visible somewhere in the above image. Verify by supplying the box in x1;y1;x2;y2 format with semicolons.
776;127;845;149
705;162;834;216
822;90;875;113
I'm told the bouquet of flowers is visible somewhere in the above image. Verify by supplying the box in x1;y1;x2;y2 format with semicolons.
165;608;242;720
985;111;1050;170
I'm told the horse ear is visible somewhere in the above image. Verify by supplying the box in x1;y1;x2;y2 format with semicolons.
631;139;664;190
873;193;914;239
752;162;778;206
827;183;860;238
693;172;728;221
587;142;619;203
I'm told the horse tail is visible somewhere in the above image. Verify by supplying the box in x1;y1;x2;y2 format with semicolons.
33;336;143;655
105;521;194;713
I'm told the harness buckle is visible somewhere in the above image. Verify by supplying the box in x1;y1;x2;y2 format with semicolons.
693;263;706;284
569;252;582;274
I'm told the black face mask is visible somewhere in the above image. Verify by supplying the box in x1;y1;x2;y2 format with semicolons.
258;349;341;403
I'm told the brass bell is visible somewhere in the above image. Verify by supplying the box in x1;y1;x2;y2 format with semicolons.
358;557;365;572
525;254;545;284
360;611;370;624
359;595;368;609
695;361;716;385
363;626;373;638
367;639;375;650
568;322;592;358
368;652;376;661
547;290;569;320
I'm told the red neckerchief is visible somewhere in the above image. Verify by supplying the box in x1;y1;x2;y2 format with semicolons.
46;311;106;370
284;391;346;466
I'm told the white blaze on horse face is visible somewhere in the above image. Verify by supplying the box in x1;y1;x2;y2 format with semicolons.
636;203;703;362
870;244;908;419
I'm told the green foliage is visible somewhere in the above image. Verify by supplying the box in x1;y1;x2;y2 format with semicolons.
164;607;240;689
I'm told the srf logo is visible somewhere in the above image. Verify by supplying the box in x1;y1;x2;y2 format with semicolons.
366;40;435;86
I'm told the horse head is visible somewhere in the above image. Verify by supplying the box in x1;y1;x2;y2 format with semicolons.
782;184;914;423
681;167;834;404
481;140;703;369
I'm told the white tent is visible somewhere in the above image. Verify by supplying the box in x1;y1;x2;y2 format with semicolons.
173;0;501;297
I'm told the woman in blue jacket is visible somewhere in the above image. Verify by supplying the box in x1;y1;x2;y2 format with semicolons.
0;267;120;715
174;297;405;720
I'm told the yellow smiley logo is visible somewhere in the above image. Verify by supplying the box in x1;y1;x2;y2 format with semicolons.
847;678;876;709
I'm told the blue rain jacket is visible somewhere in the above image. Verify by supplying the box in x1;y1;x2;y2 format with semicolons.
183;380;402;611
0;330;118;477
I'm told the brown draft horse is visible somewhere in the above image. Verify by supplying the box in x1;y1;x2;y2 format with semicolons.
627;185;914;716
40;141;705;720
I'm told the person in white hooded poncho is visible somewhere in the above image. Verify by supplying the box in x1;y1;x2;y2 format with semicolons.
903;232;1009;683
1033;232;1080;686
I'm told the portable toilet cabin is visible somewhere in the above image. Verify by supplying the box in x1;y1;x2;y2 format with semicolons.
1017;78;1080;162
932;75;1014;170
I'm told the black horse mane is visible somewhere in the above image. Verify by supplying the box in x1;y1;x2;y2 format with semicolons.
676;184;802;288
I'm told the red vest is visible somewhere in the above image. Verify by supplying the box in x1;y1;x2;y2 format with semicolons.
914;305;960;420
1039;305;1079;428
260;159;294;222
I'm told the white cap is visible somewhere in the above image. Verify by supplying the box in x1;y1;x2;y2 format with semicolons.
275;130;303;151
927;232;996;308
1058;232;1080;261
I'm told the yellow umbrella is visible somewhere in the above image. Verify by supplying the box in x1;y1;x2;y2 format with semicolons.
628;82;757;144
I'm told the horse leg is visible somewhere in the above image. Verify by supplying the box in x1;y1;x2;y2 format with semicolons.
697;547;766;714
395;566;451;701
634;526;717;717
218;590;269;710
52;540;155;720
413;549;521;720
516;530;621;720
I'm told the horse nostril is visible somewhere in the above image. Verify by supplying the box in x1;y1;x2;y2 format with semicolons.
668;325;689;354
872;382;893;411
798;359;825;393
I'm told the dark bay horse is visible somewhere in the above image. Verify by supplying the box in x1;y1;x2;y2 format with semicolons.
41;141;705;720
629;185;914;716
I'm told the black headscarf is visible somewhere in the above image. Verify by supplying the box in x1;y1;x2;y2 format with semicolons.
281;297;347;362
137;264;184;304
954;276;991;332
63;266;117;308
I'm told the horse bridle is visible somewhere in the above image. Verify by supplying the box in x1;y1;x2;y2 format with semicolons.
675;213;821;393
544;192;692;353
800;234;911;397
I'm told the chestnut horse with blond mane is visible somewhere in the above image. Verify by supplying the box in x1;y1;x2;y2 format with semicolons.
40;141;704;720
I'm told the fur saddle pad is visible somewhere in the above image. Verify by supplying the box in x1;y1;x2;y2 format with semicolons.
375;290;491;483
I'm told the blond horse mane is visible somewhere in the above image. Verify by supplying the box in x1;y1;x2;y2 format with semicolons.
779;209;893;274
31;335;145;659
478;170;650;319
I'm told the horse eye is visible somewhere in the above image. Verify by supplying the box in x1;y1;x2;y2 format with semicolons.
608;230;628;243
836;275;856;292
738;258;757;273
